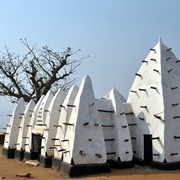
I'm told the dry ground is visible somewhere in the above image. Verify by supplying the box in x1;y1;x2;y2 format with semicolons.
0;145;180;179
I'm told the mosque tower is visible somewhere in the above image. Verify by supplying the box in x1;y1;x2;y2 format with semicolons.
126;38;180;169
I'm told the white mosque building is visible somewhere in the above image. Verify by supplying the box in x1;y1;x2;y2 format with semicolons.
2;39;180;176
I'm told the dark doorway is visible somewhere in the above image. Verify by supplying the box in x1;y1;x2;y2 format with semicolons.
144;134;152;165
32;134;42;161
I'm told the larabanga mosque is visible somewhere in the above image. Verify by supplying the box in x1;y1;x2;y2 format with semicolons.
2;39;180;177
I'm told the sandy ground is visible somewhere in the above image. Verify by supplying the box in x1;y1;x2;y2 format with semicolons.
1;145;180;180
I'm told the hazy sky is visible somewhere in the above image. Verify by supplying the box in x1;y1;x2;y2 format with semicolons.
0;0;180;128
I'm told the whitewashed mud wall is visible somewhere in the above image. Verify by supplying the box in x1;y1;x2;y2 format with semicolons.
24;96;45;154
51;76;133;168
60;75;107;165
16;99;35;152
97;88;132;163
162;40;180;163
53;85;79;160
40;88;66;157
4;98;25;150
3;75;133;171
127;39;180;164
32;90;54;135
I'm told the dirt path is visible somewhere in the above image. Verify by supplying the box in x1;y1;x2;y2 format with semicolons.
1;145;180;179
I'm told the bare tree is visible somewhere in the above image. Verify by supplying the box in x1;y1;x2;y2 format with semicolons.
0;38;85;103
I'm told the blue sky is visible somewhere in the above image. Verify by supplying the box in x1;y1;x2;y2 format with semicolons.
0;0;180;128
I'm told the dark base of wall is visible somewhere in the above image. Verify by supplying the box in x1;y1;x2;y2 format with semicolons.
23;151;39;161
133;157;145;166
133;156;180;170
39;155;53;168
59;161;111;178
52;157;61;171
15;149;24;161
151;161;180;170
108;160;134;169
2;147;15;159
0;135;5;144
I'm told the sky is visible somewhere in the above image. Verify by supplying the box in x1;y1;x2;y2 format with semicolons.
0;0;180;128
